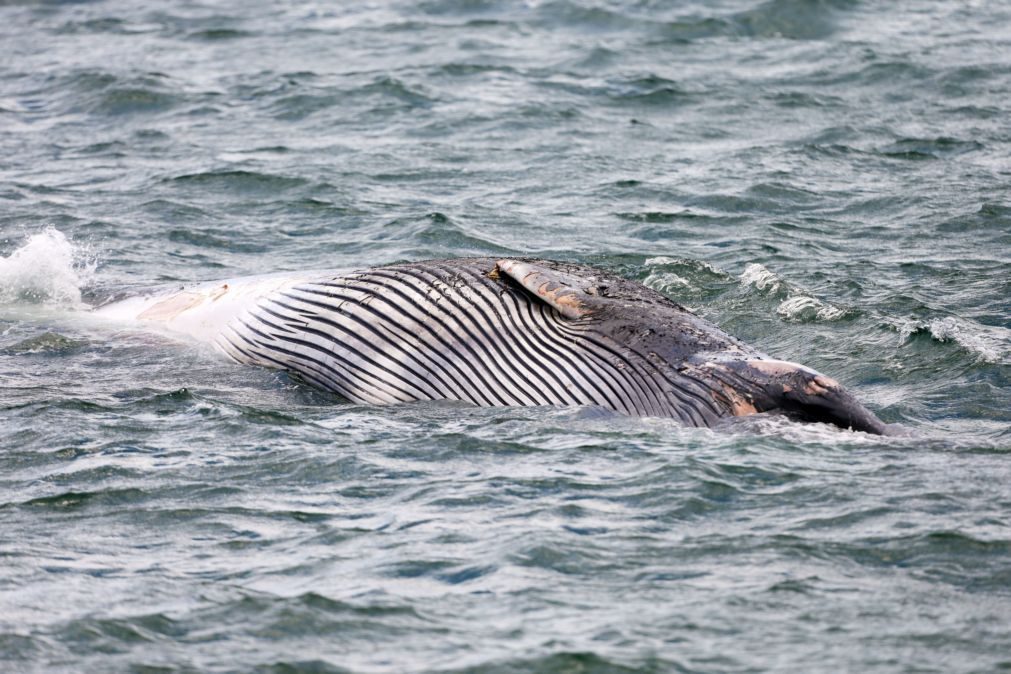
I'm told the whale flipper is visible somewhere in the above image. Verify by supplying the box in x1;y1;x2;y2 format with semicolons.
494;259;602;319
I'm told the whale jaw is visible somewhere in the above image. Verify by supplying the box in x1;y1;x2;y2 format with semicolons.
700;359;891;435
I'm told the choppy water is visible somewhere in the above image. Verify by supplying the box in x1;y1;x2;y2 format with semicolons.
2;1;1010;672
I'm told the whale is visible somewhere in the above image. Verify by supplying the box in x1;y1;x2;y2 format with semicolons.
94;257;892;434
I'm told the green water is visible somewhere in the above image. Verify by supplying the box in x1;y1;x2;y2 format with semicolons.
1;0;1009;672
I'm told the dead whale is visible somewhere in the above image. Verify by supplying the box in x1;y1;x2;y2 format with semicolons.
95;258;892;434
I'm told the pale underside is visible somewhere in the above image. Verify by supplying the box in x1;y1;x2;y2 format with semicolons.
210;259;736;425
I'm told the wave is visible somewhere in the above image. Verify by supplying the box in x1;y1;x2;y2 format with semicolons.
641;256;732;303
739;263;849;322
897;316;1009;364
0;228;95;309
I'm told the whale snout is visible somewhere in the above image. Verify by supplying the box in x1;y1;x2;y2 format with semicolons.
704;359;891;435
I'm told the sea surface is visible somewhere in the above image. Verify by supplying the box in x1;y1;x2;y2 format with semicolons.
1;1;1010;672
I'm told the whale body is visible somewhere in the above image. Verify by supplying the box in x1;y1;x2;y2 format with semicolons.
95;258;891;434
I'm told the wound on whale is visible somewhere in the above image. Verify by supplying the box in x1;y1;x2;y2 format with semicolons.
95;258;892;435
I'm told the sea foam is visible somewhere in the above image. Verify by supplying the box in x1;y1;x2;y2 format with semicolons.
0;228;95;308
740;262;849;322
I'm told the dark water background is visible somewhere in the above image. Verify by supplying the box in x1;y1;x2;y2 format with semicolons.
2;1;1010;672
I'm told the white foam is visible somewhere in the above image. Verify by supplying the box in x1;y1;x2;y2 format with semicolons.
643;270;692;293
740;262;847;322
906;316;1009;364
739;262;783;294
0;228;95;309
776;294;847;321
643;256;722;295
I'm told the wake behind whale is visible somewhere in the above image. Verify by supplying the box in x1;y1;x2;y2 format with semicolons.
92;256;894;435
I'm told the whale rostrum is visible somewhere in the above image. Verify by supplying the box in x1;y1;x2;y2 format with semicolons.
95;258;892;434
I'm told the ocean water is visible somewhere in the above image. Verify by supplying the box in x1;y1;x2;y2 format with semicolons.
1;0;1010;672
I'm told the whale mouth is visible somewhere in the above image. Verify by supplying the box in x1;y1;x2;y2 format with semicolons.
700;359;891;435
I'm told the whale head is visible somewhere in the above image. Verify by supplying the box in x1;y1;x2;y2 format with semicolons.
494;259;893;435
695;359;893;435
